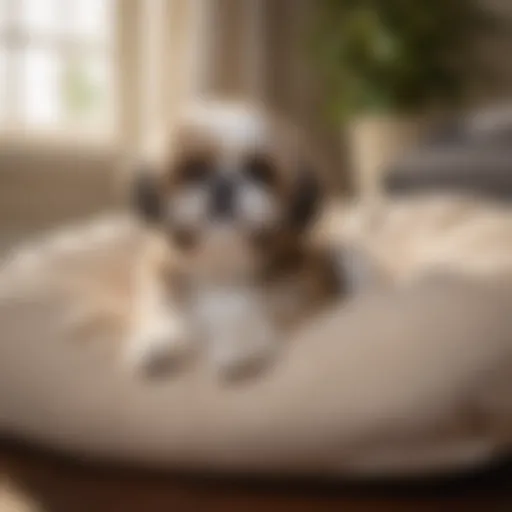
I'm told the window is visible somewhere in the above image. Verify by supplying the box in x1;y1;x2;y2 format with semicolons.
0;0;117;142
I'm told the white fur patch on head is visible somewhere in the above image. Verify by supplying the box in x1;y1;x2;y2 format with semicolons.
180;100;268;152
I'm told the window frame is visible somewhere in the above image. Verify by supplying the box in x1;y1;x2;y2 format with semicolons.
0;0;138;155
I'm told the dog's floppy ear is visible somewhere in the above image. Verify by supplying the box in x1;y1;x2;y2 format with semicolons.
289;166;322;232
132;166;162;224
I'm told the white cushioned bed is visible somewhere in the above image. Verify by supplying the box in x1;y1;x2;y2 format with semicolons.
0;214;512;479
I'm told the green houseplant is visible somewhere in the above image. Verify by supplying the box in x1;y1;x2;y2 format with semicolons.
311;0;504;199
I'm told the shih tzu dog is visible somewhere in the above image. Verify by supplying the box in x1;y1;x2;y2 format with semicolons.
126;100;341;378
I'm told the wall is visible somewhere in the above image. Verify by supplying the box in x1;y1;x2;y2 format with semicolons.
0;149;121;236
1;0;511;235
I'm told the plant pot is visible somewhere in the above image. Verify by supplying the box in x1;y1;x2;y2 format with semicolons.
347;116;428;203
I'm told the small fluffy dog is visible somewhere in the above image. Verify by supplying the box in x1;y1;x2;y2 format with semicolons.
126;100;340;377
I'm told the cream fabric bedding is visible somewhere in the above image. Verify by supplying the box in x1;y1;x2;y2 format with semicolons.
321;194;512;287
0;211;512;478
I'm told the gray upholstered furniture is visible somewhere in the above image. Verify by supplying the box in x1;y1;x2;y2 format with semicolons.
386;107;512;199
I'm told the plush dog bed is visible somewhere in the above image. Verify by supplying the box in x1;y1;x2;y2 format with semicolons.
0;215;512;479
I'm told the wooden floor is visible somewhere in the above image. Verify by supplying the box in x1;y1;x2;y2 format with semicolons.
0;442;511;512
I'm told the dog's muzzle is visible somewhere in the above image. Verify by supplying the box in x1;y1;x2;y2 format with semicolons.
210;176;236;219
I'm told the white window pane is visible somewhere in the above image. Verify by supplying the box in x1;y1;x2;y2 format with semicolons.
20;49;63;126
62;54;114;130
66;0;114;42
20;0;65;36
0;0;8;31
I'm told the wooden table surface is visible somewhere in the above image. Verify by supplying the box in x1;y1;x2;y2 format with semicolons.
0;441;511;512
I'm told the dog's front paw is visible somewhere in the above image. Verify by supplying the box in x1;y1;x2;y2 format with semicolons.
211;323;278;382
213;344;276;382
124;317;193;378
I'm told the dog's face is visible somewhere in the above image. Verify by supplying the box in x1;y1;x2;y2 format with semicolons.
134;101;322;280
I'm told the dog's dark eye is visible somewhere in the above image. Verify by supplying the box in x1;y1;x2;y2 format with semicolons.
244;155;276;186
179;157;210;183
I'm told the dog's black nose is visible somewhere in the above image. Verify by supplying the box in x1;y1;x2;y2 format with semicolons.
211;176;235;218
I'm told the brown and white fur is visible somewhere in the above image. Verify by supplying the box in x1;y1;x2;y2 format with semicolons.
126;100;339;378
3;109;512;381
